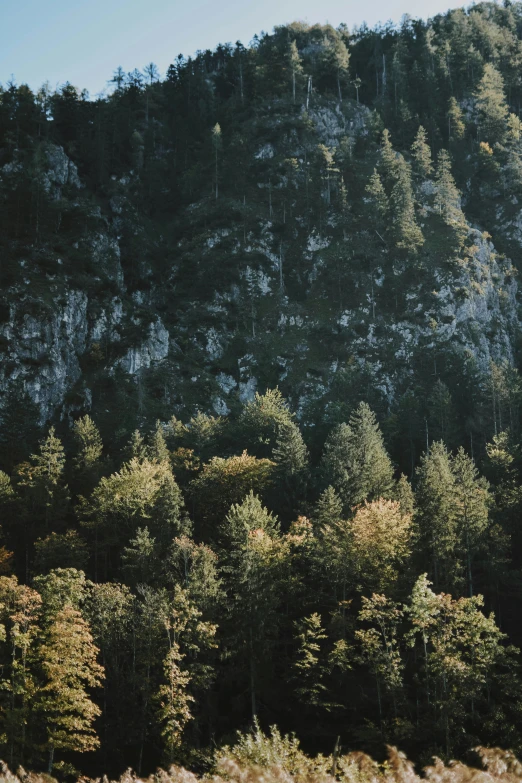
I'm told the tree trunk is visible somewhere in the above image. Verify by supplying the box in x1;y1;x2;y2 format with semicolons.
48;745;54;774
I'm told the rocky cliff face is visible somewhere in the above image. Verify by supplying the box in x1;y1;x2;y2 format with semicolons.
1;99;520;426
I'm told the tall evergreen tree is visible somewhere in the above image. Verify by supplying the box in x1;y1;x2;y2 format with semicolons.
475;63;509;145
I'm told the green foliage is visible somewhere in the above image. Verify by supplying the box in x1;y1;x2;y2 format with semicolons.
5;6;522;772
321;403;395;511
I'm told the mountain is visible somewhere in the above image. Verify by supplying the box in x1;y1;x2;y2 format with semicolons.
1;4;522;461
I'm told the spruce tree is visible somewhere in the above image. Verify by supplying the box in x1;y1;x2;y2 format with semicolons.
433;149;467;245
391;157;424;252
411;125;433;179
313;485;343;528
148;420;170;462
288;40;303;103
475;63;508;145
272;420;309;513
72;415;104;495
321;403;395;510
452;448;490;597
415;442;458;591
448;96;465;140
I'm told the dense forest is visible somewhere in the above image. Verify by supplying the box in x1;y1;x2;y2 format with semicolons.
4;0;522;778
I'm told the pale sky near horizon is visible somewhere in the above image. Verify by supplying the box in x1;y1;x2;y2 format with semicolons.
1;0;470;98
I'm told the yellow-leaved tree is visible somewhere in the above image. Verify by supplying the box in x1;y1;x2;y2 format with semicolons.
36;603;104;772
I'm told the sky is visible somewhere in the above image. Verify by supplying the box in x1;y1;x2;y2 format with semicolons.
1;0;469;98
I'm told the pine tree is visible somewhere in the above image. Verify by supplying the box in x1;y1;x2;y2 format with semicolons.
475;63;509;146
448;96;465;141
395;473;414;516
433;149;467;245
148;420;170;462
415;442;458;591
391;157;424;252
313;485;343;529
272;420;309;513
452;448;490;597
321;403;395;511
124;429;148;462
72;416;103;495
185;411;224;462
411;125;433;179
288;41;303;103
238;388;294;458
380;128;399;186
15;428;70;553
36;604;104;772
366;168;389;230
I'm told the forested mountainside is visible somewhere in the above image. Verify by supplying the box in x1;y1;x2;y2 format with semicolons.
6;1;522;778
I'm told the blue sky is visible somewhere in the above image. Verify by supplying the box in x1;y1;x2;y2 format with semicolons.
2;0;467;97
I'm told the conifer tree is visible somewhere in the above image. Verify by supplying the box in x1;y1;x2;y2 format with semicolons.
272;420;309;512
156;643;193;763
72;416;104;495
366;169;389;230
15;429;70;560
380;128;398;186
124;430;148;462
433;149;467;245
34;530;89;573
391;157;424;252
212;123;222;200
321;403;395;511
288;41;303;103
415;442;458;591
356;594;404;720
313;485;343;529
185;411;225;462
475;63;509;145
448;96;465;140
238;388;294;458
452;448;490;596
411;125;433;179
395;473;414;517
148;420;170;462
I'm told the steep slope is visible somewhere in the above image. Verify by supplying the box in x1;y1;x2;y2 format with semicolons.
1;6;521;438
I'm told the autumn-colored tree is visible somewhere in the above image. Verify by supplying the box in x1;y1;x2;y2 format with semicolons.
36;603;104;772
350;499;412;593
